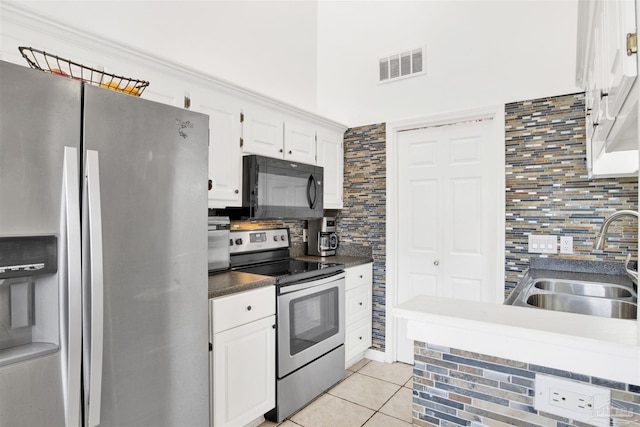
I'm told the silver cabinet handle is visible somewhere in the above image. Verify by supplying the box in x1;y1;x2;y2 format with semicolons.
63;146;82;427
433;260;440;266
85;149;104;427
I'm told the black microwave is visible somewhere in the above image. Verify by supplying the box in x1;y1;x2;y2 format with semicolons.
242;155;323;219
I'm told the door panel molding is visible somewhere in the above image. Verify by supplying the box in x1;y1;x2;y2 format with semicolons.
386;105;505;364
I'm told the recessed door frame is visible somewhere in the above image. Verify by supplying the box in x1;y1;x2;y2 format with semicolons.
385;105;506;363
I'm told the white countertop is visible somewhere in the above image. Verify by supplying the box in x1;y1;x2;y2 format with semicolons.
393;295;640;384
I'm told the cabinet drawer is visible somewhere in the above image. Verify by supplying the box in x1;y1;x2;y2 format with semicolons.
345;316;371;361
345;285;372;323
345;263;373;291
210;286;275;334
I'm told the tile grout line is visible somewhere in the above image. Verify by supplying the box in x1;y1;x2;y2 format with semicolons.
274;360;414;426
327;371;413;426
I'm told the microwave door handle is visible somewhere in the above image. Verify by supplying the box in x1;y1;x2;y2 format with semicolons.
253;164;259;215
317;232;322;254
307;174;317;209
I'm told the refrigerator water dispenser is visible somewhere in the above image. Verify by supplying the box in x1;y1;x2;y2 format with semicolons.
0;235;58;366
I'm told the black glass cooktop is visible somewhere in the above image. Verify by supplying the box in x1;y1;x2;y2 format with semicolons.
234;259;344;285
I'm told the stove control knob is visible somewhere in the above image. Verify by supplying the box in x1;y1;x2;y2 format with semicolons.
273;236;279;242
235;238;243;245
280;235;286;241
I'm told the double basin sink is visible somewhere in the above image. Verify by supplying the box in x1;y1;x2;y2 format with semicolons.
506;271;637;319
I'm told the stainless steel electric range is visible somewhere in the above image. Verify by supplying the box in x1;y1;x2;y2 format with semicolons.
230;227;346;422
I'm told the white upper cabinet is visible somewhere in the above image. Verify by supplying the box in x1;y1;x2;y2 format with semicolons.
190;88;243;208
317;128;344;209
601;0;637;117
577;0;638;178
284;119;317;164
242;103;285;159
243;101;320;165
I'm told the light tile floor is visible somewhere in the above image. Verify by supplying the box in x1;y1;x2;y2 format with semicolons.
259;359;414;427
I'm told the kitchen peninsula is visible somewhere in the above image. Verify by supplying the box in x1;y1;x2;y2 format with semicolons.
394;295;640;426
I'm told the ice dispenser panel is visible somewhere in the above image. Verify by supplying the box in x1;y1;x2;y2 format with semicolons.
0;235;57;279
0;235;59;366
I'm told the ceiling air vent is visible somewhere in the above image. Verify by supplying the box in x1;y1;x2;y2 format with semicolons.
379;47;424;83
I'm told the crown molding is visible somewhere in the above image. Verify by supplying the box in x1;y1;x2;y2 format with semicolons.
0;2;347;131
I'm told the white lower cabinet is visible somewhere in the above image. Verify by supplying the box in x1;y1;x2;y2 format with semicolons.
210;286;276;427
344;263;373;368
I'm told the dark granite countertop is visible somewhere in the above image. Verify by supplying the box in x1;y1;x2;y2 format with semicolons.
208;271;276;299
294;255;373;268
208;252;372;299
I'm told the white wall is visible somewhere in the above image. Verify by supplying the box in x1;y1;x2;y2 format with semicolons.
317;0;581;127
2;0;319;113
2;1;581;127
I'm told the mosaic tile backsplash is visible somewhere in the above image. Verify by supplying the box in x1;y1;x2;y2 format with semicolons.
504;93;638;297
334;123;387;351
413;342;640;427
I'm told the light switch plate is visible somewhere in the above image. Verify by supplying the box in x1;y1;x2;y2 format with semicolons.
528;234;557;254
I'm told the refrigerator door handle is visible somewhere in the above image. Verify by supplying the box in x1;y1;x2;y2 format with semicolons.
63;146;82;427
85;149;104;427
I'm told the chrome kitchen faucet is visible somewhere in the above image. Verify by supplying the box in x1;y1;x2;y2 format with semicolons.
594;209;639;284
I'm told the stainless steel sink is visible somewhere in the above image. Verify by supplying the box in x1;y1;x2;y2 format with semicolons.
526;293;637;319
506;273;637;319
533;279;633;298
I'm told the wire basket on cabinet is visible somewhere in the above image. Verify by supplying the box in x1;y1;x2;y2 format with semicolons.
19;46;149;96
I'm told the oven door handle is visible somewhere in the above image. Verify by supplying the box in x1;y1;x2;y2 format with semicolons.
279;271;345;295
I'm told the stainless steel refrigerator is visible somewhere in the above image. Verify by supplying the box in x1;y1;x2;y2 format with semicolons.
0;60;210;427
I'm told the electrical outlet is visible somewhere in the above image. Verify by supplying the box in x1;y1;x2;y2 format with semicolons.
560;236;573;254
302;229;308;243
535;374;610;427
528;234;558;254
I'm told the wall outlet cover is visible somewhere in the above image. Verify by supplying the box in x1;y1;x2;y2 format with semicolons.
560;236;573;254
534;374;610;427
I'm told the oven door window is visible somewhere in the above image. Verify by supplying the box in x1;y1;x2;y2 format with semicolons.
289;287;339;356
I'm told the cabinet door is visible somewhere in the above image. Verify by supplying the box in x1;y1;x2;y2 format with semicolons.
592;12;616;146
344;263;372;368
284;120;317;164
191;89;243;208
345;315;372;365
317;129;344;209
243;104;284;159
345;263;373;291
602;0;637;118
346;285;372;323
212;315;276;427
